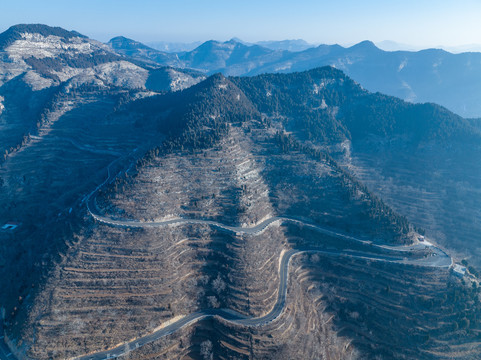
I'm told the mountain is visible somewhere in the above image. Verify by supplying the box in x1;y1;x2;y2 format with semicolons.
109;37;286;76
109;36;481;117
146;40;203;53
232;66;480;144
252;41;481;118
108;36;181;66
256;39;315;52
0;23;87;49
243;41;481;117
1;48;481;359
177;39;281;75
0;25;204;164
0;24;203;92
0;24;203;328
232;68;481;268
0;24;133;87
144;39;315;53
2;24;481;360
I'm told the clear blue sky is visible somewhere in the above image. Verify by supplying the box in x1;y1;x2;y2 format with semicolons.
1;0;481;47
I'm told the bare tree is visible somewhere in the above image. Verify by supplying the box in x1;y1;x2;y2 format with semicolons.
212;274;226;294
200;340;213;360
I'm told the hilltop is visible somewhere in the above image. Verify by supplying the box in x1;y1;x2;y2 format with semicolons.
1;64;479;359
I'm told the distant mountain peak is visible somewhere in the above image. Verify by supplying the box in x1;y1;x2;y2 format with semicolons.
350;40;379;50
107;34;181;68
0;24;87;49
109;35;130;42
108;36;146;48
255;39;314;52
228;37;246;44
225;39;241;46
203;72;227;85
203;40;222;46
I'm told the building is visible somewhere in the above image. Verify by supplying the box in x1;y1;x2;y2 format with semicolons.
453;264;467;278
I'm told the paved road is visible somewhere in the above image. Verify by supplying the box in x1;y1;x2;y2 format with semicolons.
85;165;452;270
0;169;453;360
88;206;452;269
75;242;450;360
74;160;454;359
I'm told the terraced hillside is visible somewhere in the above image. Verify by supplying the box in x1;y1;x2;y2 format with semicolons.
0;24;204;167
232;68;481;268
0;83;163;341
340;142;481;269
2;25;481;358
6;73;479;360
0;25;210;328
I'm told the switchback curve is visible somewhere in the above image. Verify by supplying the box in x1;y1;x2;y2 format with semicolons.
75;164;453;360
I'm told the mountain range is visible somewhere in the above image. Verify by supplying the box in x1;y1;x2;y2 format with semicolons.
1;24;481;360
109;35;481;118
146;38;315;53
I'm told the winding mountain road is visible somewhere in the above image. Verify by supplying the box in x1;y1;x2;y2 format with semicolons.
0;153;453;360
74;165;453;359
74;233;451;360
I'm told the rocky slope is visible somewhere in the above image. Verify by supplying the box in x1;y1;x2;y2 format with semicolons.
0;25;204;166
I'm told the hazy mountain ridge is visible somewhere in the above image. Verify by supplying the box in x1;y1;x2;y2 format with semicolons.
144;38;315;53
256;39;315;52
108;36;181;67
110;35;481;117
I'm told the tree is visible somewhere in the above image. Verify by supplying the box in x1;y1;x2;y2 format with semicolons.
200;340;213;360
212;274;226;294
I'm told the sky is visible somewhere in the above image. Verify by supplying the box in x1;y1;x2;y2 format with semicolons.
1;0;481;48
